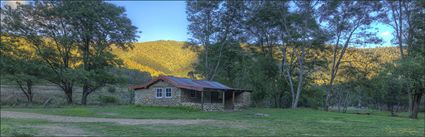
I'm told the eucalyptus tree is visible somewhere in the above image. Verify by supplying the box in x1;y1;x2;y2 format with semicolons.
0;36;46;104
394;57;424;119
242;1;326;108
1;1;138;104
318;1;383;111
380;0;425;118
279;1;327;108
404;0;425;119
186;0;221;80
61;0;138;105
233;1;289;107
381;0;422;58
1;1;80;104
188;0;250;81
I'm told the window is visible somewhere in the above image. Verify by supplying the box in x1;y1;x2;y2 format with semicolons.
165;88;172;98
155;88;163;98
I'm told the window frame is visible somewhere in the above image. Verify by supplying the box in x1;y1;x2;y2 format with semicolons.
155;88;163;98
165;87;172;98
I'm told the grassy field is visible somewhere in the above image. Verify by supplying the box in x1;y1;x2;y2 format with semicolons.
1;105;424;136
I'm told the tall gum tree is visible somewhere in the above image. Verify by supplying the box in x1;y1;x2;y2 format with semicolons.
186;1;221;80
381;0;423;114
61;1;138;105
318;1;384;111
187;0;244;81
244;1;326;108
0;36;46;104
1;1;80;104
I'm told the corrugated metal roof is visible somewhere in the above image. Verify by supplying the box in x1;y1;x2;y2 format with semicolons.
131;76;237;91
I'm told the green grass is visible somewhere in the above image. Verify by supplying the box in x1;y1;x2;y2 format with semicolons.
1;105;424;136
1;118;48;136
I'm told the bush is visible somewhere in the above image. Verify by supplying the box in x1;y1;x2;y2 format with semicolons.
301;87;325;109
98;95;118;104
107;86;116;93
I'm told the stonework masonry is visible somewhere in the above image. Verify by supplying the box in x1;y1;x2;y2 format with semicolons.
134;81;182;106
134;80;251;111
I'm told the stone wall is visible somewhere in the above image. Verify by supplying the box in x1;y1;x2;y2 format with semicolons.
133;81;251;111
181;102;224;111
134;81;182;106
0;84;132;105
234;92;251;110
204;103;224;111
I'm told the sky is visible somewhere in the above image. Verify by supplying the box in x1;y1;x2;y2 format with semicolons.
2;1;394;46
108;1;189;42
111;1;394;46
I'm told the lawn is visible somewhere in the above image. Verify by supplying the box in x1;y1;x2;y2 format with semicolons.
1;105;424;136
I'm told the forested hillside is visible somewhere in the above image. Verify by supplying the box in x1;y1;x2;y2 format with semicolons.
2;2;424;132
113;40;400;83
311;46;401;85
112;40;197;77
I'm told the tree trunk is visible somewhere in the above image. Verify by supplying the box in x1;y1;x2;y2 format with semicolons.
64;85;73;104
325;86;333;111
388;104;396;116
343;92;351;113
337;92;341;112
281;47;296;108
273;96;278;108
17;80;34;104
26;80;33;104
357;96;362;108
409;93;423;119
397;0;404;59
292;46;306;109
81;92;89;105
407;91;413;113
81;85;90;105
325;24;359;111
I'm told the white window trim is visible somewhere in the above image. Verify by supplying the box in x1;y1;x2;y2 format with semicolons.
165;87;172;98
155;88;163;98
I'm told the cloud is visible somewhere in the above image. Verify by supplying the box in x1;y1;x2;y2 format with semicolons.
3;1;28;9
380;31;391;37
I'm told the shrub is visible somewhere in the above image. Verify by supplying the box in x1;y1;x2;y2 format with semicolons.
301;87;325;109
107;86;116;93
98;95;118;104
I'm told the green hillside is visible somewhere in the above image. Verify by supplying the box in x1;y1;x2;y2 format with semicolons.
113;40;399;80
113;40;197;77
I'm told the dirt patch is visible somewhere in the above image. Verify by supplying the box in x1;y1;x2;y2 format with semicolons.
1;111;218;125
97;112;119;116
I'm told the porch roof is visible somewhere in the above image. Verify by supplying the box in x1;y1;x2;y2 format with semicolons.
130;76;251;92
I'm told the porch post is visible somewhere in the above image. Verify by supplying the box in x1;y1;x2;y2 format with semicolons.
222;91;225;107
232;91;235;109
201;91;204;110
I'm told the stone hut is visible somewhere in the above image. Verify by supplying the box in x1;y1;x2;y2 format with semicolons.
131;76;251;111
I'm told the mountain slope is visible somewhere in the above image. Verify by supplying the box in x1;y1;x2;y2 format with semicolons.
113;40;197;77
114;40;400;82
